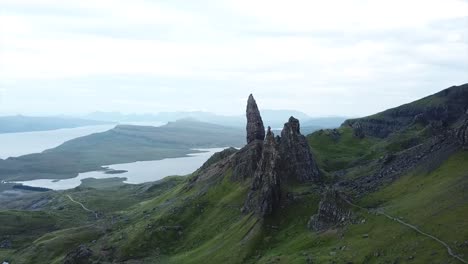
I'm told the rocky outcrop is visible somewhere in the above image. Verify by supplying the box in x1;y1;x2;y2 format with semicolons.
188;95;322;217
0;239;11;249
279;117;321;183
187;148;238;188
344;84;468;138
344;118;404;138
246;94;265;144
63;245;93;264
196;148;238;172
243;117;322;217
339;132;460;195
457;119;468;149
308;189;352;231
242;127;281;216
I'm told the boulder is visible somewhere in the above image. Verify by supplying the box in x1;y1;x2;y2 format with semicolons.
63;245;93;264
0;240;11;249
308;189;352;231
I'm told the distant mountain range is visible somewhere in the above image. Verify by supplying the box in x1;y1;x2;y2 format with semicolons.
0;110;347;134
84;110;347;131
0;115;112;134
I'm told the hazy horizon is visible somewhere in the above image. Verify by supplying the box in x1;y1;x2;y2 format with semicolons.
1;0;467;117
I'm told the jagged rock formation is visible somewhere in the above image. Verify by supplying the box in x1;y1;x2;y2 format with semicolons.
242;117;321;216
190;95;321;217
308;189;352;231
243;127;281;216
246;94;265;144
279;117;320;183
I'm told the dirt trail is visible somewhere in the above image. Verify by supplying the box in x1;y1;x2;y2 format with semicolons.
66;194;99;219
343;198;467;264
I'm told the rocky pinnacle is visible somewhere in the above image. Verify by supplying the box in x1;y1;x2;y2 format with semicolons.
243;126;281;216
246;94;265;144
279;116;321;182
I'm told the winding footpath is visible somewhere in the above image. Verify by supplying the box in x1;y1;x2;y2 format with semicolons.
343;197;467;264
66;194;99;220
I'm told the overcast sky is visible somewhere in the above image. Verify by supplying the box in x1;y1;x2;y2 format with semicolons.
0;0;467;117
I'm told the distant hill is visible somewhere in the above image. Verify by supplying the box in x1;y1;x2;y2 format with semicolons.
0;119;244;181
84;110;348;131
302;116;348;128
0;115;112;133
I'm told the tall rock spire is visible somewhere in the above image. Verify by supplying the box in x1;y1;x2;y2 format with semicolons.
279;116;321;182
246;94;265;144
242;127;281;216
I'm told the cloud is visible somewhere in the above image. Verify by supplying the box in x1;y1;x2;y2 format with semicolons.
0;0;467;116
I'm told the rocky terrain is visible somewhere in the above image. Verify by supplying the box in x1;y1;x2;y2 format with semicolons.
1;84;468;264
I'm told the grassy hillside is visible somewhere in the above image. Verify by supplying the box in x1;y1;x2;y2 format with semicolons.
2;150;466;263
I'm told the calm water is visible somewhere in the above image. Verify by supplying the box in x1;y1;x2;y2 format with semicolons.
0;122;166;159
14;148;224;190
0;125;116;159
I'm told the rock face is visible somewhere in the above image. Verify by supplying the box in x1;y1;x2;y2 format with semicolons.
243;127;281;216
231;141;263;181
339;132;460;195
344;84;468;138
246;94;265;144
63;245;93;264
457;119;468;149
308;189;352;231
279;117;321;183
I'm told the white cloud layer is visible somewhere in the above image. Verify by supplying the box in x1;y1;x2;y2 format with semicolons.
0;0;467;116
